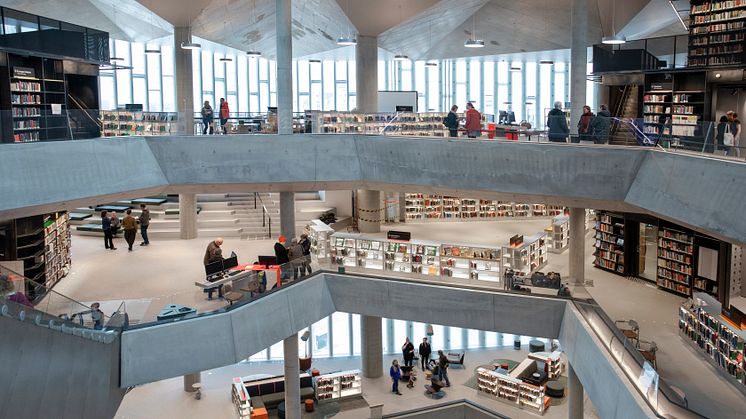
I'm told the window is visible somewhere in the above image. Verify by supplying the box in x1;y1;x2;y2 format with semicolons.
99;76;115;110
312;317;330;357
449;327;463;350
483;62;495;115
352;314;361;355
131;43;145;75
469;60;481;108
331;312;351;357
511;64;523;121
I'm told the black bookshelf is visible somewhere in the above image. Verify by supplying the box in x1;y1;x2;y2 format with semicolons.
689;0;746;67
593;212;627;275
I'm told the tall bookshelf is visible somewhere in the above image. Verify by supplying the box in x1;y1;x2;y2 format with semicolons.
657;227;695;296
689;0;746;67
102;110;178;136
643;72;708;148
315;370;362;401
403;193;562;222
593;212;626;275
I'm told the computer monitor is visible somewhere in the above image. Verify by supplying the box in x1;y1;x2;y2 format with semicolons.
257;255;277;268
223;254;238;270
205;260;224;278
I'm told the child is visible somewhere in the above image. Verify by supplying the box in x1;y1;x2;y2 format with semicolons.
407;368;416;389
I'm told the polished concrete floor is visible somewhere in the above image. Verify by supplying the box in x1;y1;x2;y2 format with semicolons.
55;219;745;418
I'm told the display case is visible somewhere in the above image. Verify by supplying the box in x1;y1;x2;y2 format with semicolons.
309;219;334;263
315;369;362;401
231;377;252;418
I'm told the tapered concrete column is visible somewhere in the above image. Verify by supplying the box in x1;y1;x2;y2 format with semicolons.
570;0;588;136
356;35;378;113
398;193;406;223
283;333;300;419
276;0;293;135
179;193;198;239
568;363;584;419
279;192;295;240
357;190;381;233
361;315;383;378
569;208;585;285
183;372;200;392
174;27;195;135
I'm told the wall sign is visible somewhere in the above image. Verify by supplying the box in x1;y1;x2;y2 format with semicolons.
13;67;35;78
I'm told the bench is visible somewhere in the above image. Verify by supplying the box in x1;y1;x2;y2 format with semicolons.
132;197;168;205
69;212;92;221
446;352;465;368
164;207;202;216
94;205;131;212
76;223;104;232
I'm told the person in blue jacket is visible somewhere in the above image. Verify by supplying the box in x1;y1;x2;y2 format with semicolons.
390;359;402;395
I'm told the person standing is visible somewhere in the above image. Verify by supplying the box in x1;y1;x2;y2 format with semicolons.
201;100;214;135
288;238;305;279
274;235;290;280
122;209;137;251
437;350;451;387
591;104;612;144
219;98;230;134
465;102;482;138
402;337;415;367
203;238;224;265
547;101;569;143
443;105;459;137
716;115;730;154
138;203;151;246
299;233;313;275
727;111;742;157
418;337;432;370
101;210;115;250
577;105;594;143
110;211;120;238
390;360;402;395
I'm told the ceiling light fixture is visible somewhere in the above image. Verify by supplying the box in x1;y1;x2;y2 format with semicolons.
336;36;358;46
219;56;233;62
181;41;202;50
394;54;410;61
669;0;688;31
425;62;438;67
309;59;321;63
245;0;262;57
510;66;522;72
109;56;124;62
602;1;626;45
144;48;161;55
464;15;484;48
246;51;262;57
539;60;554;65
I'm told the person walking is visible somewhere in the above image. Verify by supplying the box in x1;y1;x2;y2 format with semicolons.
274;235;290;280
288;238;305;279
299;233;313;275
219;98;230;134
122;209;137;251
101;210;115;250
201;100;214;135
465;102;482;138
110;211;120;238
547;101;569;143
390;360;402;395
418;337;432;370
402;337;415;367
437;350;451;387
443;105;459;137
591;104;612;144
727;111;742;157
138;203;151;246
716;115;730;154
577;105;594;142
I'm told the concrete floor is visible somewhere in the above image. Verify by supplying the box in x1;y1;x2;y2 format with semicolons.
56;220;745;418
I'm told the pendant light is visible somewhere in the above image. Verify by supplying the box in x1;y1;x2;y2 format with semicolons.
245;0;262;56
602;0;626;45
394;54;410;61
425;62;438;67
219;56;233;62
424;15;438;66
144;14;161;54
337;0;357;46
464;15;484;48
539;60;554;65
181;16;201;50
246;51;262;57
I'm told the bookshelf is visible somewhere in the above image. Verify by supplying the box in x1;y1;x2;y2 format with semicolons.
476;367;551;414
528;351;564;379
330;235;357;268
548;216;569;254
315;370;362;401
441;244;501;281
657;227;695;296
230;377;252;418
101;110;178;136
643;72;708;149
42;212;71;290
309;111;488;136
403;193;562;222
679;293;746;395
357;238;385;270
384;241;413;273
593;212;626;275
689;0;746;67
309;219;334;263
503;234;548;275
412;243;440;276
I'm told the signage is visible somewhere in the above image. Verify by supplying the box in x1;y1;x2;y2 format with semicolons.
650;82;672;91
722;305;745;330
509;234;524;247
387;230;411;241
13;67;35;78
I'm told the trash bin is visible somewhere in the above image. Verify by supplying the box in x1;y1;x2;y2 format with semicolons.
513;335;521;350
487;123;496;139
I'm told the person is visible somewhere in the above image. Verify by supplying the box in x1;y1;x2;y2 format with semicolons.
727;111;742;157
547;101;569;143
219;98;230;134
253;260;267;293
287;238;305;279
122;209;138;251
406;368;416;389
577;105;594;142
464;102;482;138
0;273;33;307
591;104;612;144
716;115;730;154
274;235;290;280
74;302;104;330
389;359;402;395
443;105;459;137
418;337;432;371
437;350;451;387
402;337;415;367
110;211;120;238
201;100;214;135
203;238;224;266
101;210;115;250
299;233;312;275
138;203;150;246
557;283;572;297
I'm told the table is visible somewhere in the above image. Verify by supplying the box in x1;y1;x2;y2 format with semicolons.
193;264;281;298
546;380;565;398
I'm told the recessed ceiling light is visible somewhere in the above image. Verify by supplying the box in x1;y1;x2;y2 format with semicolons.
394;54;409;61
246;51;262;57
180;41;202;50
144;48;161;55
602;35;626;45
464;39;485;48
336;36;357;46
539;60;554;65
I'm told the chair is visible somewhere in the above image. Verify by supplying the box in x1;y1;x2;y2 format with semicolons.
222;284;243;306
615;319;640;348
638;340;658;370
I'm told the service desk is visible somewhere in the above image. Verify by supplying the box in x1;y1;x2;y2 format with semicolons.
194;264;281;296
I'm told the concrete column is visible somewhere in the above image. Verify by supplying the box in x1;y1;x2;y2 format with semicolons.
569;207;585;286
357;190;381;233
355;35;378;113
568;363;584;419
569;0;588;136
398;192;406;223
280;192;295;240
174;27;195;135
283;333;300;419
361;315;383;378
178;193;198;239
276;0;293;135
183;372;200;392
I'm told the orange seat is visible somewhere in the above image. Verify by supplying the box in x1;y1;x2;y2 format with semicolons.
304;399;315;412
250;407;268;419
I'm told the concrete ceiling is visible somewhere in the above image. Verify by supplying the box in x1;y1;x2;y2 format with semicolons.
335;0;439;36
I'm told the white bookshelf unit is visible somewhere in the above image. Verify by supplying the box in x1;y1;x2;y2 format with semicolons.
549;216;569;254
357;237;385;270
404;193;563;222
441;244;501;282
309;219;334;263
503;233;548;274
230;377;252;418
476;367;551;414
315;369;362;401
528;351;564;379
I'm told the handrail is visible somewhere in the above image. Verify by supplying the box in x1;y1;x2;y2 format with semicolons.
380;111;402;135
67;94;102;128
254;192;272;238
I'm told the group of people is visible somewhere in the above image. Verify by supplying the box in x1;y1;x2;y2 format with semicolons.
716;111;742;157
389;336;451;395
200;98;231;135
100;203;151;251
548;101;612;144
442;102;483;138
273;234;312;280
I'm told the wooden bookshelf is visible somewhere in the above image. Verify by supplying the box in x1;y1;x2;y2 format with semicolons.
593;212;626;275
404;194;561;222
657;227;694;296
689;0;746;67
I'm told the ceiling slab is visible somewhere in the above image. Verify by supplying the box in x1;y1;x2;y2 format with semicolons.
136;0;213;27
335;0;439;36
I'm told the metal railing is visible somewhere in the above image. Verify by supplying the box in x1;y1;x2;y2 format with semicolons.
254;192;272;239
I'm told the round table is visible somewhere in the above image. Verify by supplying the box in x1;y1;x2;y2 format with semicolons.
277;401;286;418
529;339;545;353
546;380;565;398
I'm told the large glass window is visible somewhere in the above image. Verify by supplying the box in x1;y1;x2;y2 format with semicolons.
331;312;351;357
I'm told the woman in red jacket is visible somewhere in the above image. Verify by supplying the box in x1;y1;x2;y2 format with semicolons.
465;102;482;138
219;98;230;134
578;105;594;142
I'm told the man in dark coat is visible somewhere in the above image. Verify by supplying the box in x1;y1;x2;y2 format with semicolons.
547;101;569;142
443;105;459;137
591;104;612;144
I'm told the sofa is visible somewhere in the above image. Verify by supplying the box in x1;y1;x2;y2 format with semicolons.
242;373;315;410
446;352;465;367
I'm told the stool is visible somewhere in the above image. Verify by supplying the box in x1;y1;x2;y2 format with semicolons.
311;368;321;377
529;340;545;353
250;407;268;419
277;401;286;418
191;383;202;400
546;380;565;398
304;399;315;412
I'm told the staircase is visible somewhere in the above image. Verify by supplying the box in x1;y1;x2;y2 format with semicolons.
609;84;640;146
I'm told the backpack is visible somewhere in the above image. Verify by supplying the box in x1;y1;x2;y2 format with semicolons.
442;117;449;127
